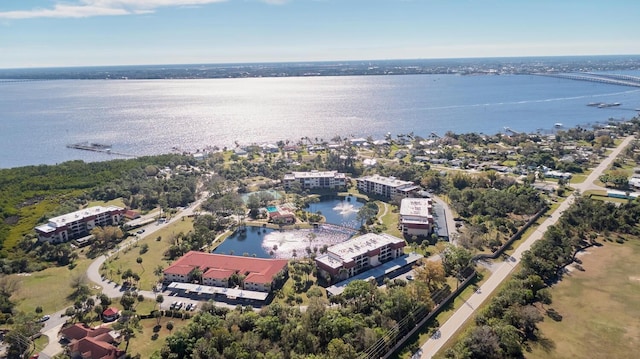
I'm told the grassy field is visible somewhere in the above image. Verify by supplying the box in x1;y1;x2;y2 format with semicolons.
10;259;94;314
527;239;640;359
101;217;194;291
127;314;191;359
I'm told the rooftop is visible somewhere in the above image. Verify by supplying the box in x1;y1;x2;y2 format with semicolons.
284;170;346;179
164;251;288;284
400;198;433;218
168;282;270;301
326;252;424;296
36;205;123;233
357;174;415;188
324;233;405;262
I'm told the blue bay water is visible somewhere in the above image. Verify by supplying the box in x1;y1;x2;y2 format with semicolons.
1;73;639;168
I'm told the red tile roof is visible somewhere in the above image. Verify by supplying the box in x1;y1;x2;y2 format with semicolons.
203;267;235;280
69;336;125;359
164;264;194;276
60;323;111;341
164;251;288;284
102;307;119;317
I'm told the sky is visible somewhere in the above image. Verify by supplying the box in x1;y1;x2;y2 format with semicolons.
1;0;639;68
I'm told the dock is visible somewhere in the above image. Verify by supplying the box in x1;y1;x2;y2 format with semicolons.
66;142;135;157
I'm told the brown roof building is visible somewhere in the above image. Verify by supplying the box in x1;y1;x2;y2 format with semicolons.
164;251;289;293
60;323;124;359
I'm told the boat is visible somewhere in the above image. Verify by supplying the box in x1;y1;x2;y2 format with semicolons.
554;123;563;128
597;102;622;108
587;102;602;107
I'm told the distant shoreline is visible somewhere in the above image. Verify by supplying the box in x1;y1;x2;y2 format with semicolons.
1;55;640;80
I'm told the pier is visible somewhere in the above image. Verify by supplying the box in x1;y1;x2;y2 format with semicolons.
66;142;136;157
533;72;640;88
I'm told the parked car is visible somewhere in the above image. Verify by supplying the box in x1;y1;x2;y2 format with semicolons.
136;229;145;234
175;302;183;310
185;303;192;311
37;315;50;323
170;301;177;310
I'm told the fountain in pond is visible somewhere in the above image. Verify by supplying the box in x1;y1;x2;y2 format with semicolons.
333;201;358;215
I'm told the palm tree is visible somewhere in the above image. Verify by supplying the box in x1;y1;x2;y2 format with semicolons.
136;257;144;273
155;294;164;311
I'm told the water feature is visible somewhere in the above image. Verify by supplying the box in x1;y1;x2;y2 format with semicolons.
213;225;355;259
213;196;365;259
306;196;365;229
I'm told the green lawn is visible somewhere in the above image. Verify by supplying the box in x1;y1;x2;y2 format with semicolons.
101;218;194;291
527;239;640;359
11;259;94;314
127;314;191;359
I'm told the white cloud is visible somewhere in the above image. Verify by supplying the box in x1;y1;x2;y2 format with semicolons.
0;0;228;19
259;0;289;4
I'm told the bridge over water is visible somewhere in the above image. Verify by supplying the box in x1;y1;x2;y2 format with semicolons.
534;72;640;88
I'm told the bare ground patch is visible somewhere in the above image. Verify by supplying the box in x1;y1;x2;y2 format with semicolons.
527;240;640;359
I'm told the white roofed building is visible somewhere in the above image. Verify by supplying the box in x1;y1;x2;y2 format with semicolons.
283;170;347;190
356;174;419;200
315;233;406;281
35;206;125;243
400;198;434;237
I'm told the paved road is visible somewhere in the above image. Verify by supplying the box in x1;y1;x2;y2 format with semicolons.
86;194;210;299
418;135;634;358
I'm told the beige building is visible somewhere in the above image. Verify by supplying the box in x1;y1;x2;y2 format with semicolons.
315;233;406;281
400;198;434;237
356;174;419;199
35;205;124;243
283;170;347;190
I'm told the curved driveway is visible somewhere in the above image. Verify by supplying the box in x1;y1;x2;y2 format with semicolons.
418;135;634;358
87;195;207;301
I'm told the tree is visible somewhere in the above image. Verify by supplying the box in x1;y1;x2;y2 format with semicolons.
166;321;174;334
136;256;144;272
4;313;41;358
440;244;473;277
69;273;91;301
155;294;164;310
356;203;378;227
414;260;446;290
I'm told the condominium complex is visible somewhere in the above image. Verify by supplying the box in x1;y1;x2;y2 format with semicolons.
356;174;419;199
315;233;406;281
164;251;289;293
399;198;434;237
35;205;125;243
283;170;347;190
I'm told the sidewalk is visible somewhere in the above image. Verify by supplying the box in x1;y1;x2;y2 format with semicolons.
39;323;64;358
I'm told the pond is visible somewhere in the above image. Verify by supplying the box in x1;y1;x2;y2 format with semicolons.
306;196;365;229
213;225;355;259
213;195;367;259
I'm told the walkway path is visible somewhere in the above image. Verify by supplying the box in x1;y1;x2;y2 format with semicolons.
418;135;634;358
